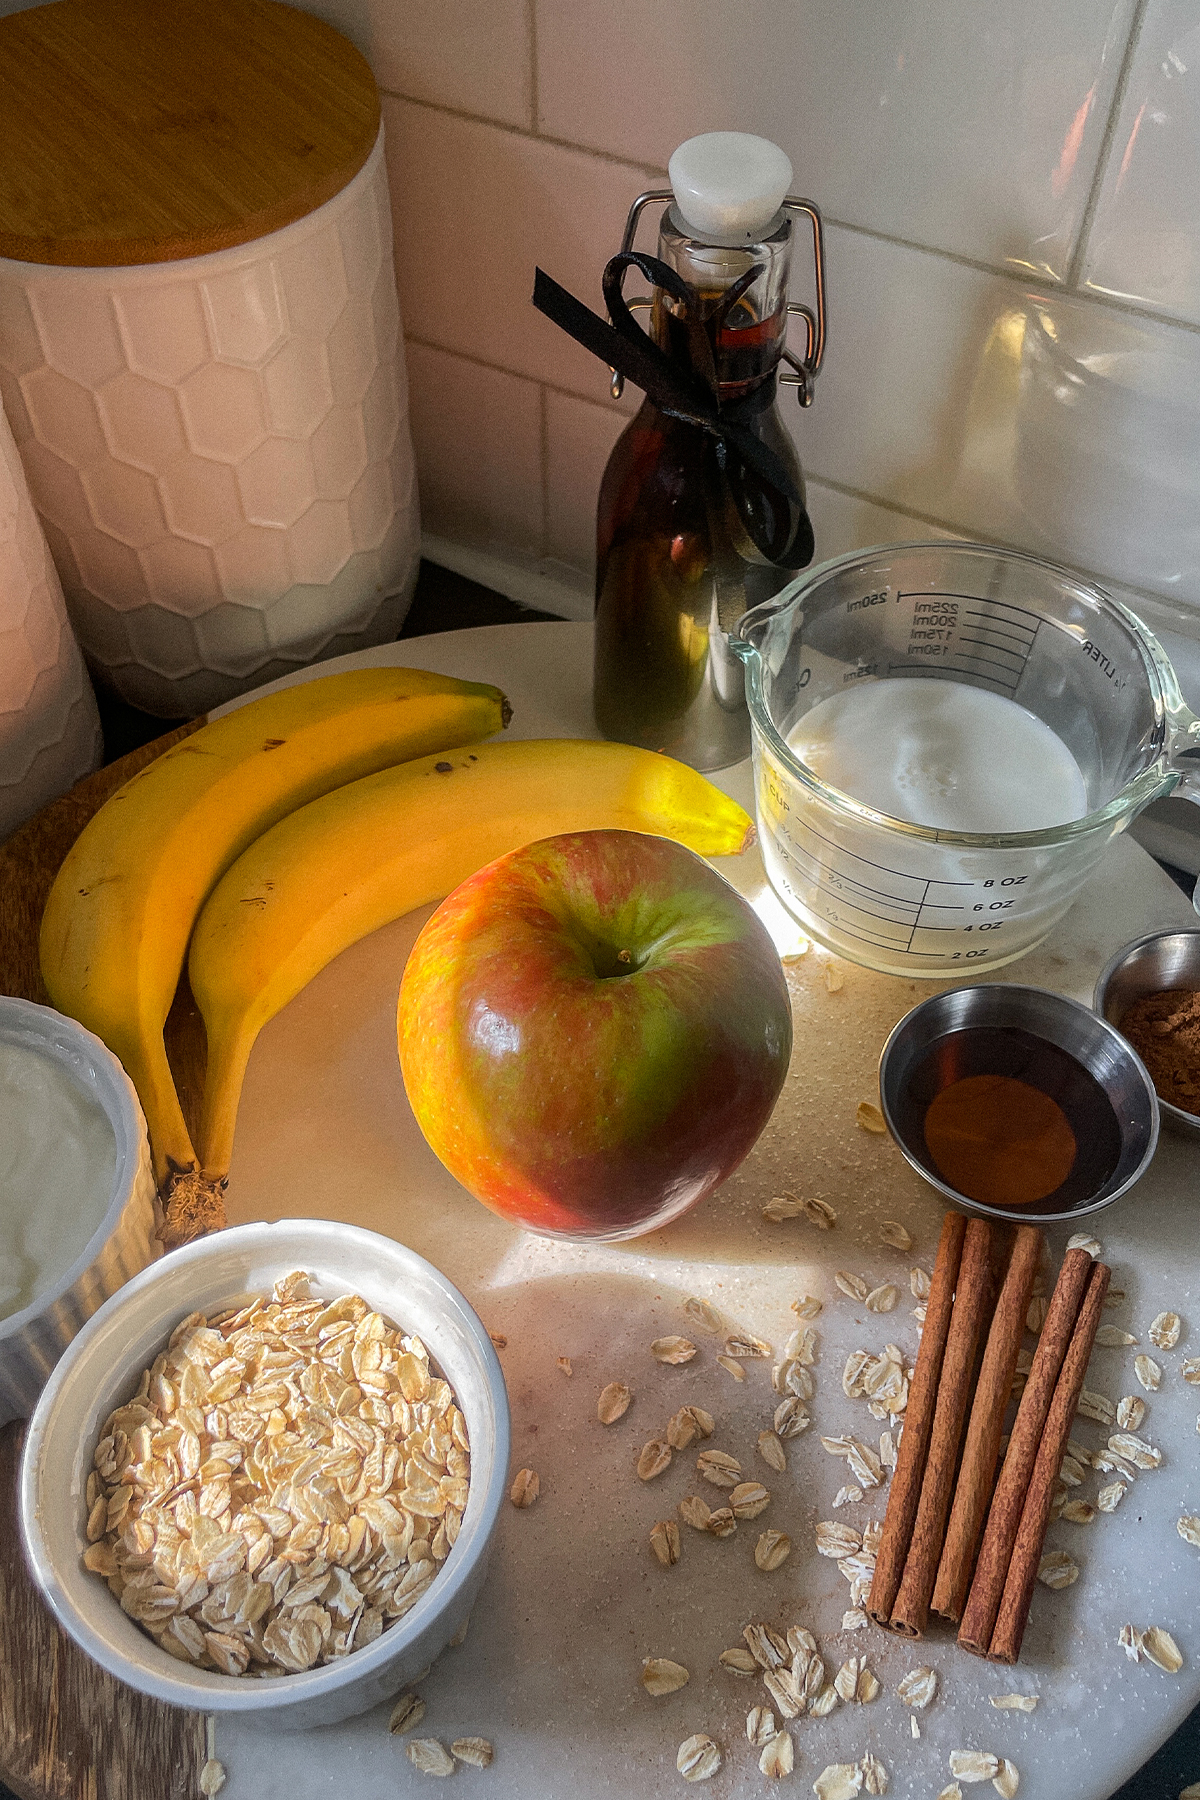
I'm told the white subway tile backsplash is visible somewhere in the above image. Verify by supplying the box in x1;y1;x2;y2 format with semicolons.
405;341;543;552
300;0;532;130
383;98;657;400
1081;0;1200;326
534;0;1134;281
804;481;962;565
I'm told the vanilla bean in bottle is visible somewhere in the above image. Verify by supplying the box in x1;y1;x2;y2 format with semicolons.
594;133;825;770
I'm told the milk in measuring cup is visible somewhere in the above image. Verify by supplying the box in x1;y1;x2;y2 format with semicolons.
786;680;1088;833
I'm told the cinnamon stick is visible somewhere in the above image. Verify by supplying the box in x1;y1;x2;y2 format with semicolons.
867;1210;967;1627
957;1245;1094;1655
889;1217;996;1637
988;1258;1111;1663
931;1224;1043;1622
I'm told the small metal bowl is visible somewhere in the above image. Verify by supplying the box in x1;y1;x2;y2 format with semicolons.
1094;929;1200;1138
878;983;1159;1224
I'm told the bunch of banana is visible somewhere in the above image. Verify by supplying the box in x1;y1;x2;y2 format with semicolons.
187;738;755;1183
39;667;511;1244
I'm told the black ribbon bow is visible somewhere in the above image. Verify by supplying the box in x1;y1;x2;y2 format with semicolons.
532;254;814;571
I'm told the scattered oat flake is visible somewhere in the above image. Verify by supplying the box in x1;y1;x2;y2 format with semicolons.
816;1520;862;1558
488;1331;507;1348
809;1685;838;1718
939;1790;964;1800
1108;1431;1162;1469
1026;1297;1048;1334
652;1335;697;1364
814;1761;864;1800
199;1761;226;1798
651;1519;682;1566
726;1332;772;1360
833;1485;864;1508
758;1431;788;1473
1077;1389;1116;1425
451;1739;494;1768
1036;1551;1079;1589
1143;1627;1184;1673
747;1705;776;1746
843;1608;869;1631
1062;1500;1095;1524
805;1197;839;1229
642;1656;689;1695
910;1266;932;1300
775;1398;810;1438
1185;1359;1200;1385
679;1495;712;1531
825;963;844;992
950;1752;1000;1782
857;1101;886;1133
1179;1516;1200;1548
860;1754;889;1797
556;1356;572;1376
510;1467;540;1507
717;1355;747;1381
1135;1354;1162;1392
1097;1481;1128;1512
866;1284;899;1313
880;1220;912;1250
389;1693;427;1734
755;1529;792;1570
757;1735;796;1788
683;1296;723;1335
408;1739;456;1777
1179;1786;1200;1800
763;1195;806;1223
897;1666;938;1708
793;1294;823;1318
911;1717;921;1740
991;1694;1037;1712
836;1272;870;1302
1067;1233;1102;1257
1119;1623;1144;1662
698;1449;741;1486
1117;1394;1146;1431
597;1381;631;1424
677;1734;722;1782
1149;1311;1182;1348
833;1658;860;1702
721;1645;759;1676
993;1760;1019;1799
732;1481;771;1519
857;1666;881;1702
1095;1325;1138;1347
638;1440;672;1481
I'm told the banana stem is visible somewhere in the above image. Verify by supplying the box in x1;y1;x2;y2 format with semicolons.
159;1168;227;1249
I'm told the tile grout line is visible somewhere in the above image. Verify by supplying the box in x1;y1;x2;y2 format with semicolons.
526;0;539;137
538;382;551;564
405;331;627;415
1064;0;1153;293
382;89;1200;342
803;472;1200;620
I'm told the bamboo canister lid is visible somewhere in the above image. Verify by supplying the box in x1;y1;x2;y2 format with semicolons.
0;0;381;267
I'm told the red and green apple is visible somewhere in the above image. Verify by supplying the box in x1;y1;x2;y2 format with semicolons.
397;828;792;1238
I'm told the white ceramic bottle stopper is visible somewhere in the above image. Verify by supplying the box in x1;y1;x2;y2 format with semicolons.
668;132;793;246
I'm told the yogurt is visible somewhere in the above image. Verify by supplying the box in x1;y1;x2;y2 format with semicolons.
0;1038;116;1322
786;678;1088;834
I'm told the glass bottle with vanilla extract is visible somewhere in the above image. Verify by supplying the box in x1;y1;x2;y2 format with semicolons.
593;134;826;771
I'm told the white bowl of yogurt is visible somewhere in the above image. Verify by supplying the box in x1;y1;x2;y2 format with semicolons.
0;996;158;1425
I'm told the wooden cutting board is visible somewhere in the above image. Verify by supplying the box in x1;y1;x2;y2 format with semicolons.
0;724;207;1800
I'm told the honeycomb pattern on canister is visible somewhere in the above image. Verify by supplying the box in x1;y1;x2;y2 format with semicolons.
0;132;419;717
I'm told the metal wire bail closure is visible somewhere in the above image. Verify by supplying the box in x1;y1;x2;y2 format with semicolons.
607;189;827;406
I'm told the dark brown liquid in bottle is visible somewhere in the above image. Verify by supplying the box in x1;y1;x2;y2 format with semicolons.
593;296;804;766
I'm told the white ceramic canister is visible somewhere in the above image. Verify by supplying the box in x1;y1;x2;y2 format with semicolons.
0;128;419;718
0;394;101;838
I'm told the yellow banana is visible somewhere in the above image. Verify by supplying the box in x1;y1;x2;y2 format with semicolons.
188;737;755;1181
39;667;510;1224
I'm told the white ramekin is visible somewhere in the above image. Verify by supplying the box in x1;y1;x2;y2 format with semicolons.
19;1217;510;1729
0;996;157;1425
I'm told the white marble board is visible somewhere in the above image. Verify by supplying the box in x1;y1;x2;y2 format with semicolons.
211;622;1200;1799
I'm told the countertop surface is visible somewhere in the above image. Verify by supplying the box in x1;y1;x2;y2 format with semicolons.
185;617;1200;1800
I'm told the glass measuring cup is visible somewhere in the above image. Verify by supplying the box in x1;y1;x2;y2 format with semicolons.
730;542;1200;977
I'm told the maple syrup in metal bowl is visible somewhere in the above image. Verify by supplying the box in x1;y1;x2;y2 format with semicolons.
878;984;1159;1225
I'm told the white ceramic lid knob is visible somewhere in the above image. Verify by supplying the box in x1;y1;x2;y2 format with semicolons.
668;132;793;245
